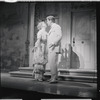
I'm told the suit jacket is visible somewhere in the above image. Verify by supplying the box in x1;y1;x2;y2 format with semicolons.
47;23;62;53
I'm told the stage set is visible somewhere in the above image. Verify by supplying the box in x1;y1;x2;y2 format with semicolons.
0;2;97;99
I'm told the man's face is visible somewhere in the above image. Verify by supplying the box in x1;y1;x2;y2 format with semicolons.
46;19;51;26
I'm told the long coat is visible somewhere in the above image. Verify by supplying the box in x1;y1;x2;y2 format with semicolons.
47;23;62;79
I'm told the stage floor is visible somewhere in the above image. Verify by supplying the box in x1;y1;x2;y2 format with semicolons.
1;73;97;99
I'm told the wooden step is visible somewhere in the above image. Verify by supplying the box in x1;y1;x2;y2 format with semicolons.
19;67;33;72
18;67;97;77
9;70;97;83
58;69;97;76
9;71;33;78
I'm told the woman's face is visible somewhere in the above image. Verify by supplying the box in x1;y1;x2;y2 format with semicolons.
37;22;47;30
42;22;47;28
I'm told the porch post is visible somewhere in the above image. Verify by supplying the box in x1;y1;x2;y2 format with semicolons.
28;3;35;67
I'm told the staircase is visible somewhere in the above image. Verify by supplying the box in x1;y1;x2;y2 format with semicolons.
9;67;97;83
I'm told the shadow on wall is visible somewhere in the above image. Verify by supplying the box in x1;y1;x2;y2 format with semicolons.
58;44;84;69
70;45;80;69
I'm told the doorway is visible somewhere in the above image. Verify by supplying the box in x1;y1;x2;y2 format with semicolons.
71;10;96;69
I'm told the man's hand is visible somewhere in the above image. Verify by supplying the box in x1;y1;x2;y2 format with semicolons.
49;43;55;48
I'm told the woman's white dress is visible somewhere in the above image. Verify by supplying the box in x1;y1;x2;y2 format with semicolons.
32;29;48;74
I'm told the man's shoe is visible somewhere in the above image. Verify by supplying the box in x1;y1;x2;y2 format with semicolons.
47;78;53;82
49;79;58;84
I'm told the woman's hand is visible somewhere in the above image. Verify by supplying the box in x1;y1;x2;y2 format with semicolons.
32;46;37;52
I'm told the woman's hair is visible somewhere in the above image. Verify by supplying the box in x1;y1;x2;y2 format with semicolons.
37;21;46;30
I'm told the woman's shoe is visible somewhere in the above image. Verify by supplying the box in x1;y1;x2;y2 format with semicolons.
42;76;47;81
33;79;38;81
47;78;53;82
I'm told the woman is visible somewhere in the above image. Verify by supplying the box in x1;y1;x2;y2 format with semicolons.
32;21;48;81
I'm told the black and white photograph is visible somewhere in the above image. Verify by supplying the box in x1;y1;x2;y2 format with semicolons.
0;0;98;100
41;99;91;100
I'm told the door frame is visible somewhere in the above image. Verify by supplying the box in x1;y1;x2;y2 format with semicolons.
70;9;97;70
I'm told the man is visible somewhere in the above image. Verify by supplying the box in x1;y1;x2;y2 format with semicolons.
46;16;62;83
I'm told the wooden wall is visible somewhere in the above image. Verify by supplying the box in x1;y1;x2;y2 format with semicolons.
0;3;28;71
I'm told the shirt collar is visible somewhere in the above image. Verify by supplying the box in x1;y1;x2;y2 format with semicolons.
51;23;55;28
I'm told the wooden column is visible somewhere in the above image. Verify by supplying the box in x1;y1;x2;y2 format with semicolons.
23;3;30;67
28;3;35;67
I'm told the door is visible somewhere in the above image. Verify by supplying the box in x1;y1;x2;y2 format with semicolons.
71;10;96;70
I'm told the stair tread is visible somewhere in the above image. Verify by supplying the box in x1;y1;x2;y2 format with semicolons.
59;74;97;78
44;73;97;78
9;71;32;75
19;67;33;70
9;71;97;78
58;68;97;72
19;67;97;72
